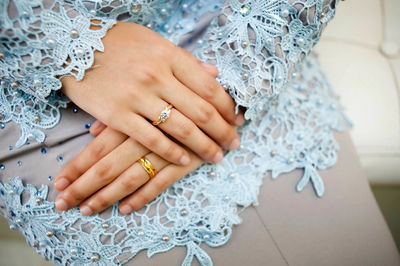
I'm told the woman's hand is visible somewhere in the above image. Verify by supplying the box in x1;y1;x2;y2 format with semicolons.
55;121;206;215
62;21;244;166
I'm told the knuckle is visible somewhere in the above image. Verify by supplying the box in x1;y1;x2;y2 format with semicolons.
162;143;181;161
63;188;83;204
196;102;215;124
121;174;140;190
152;177;169;192
202;84;217;101
135;64;159;84
88;141;106;159
143;135;160;150
202;144;218;159
93;161;113;181
177;120;194;140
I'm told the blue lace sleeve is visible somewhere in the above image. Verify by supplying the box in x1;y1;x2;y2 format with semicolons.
0;0;115;148
196;0;340;120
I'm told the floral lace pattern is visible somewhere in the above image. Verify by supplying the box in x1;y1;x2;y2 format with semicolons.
0;53;348;265
0;0;347;265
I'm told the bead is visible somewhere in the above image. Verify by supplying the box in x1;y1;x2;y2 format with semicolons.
39;241;47;248
33;79;42;87
0;52;4;59
270;150;277;157
48;176;53;181
90;9;97;16
208;171;216;178
85;123;91;129
7;189;14;195
46;229;54;237
57;156;63;162
161;8;167;14
297;38;305;47
15;218;23;226
182;4;188;9
90;253;100;262
241;41;248;48
277;76;283;82
174;24;181;29
35;197;42;204
224;196;230;201
33;241;39;248
180;209;188;216
75;49;84;57
292;72;298;78
17;161;22;166
21;11;29;18
0;164;5;170
1;81;6;86
73;108;78;113
203;234;210;239
266;38;273;45
229;173;236;179
162;235;170;242
70;29;79;39
281;9;289;18
41;147;47;154
222;84;228;89
70;248;78;255
146;23;152;29
131;4;142;13
242;73;249;80
102;222;110;229
46;39;55;48
34;115;40;122
137;231;145;236
319;12;326;19
288;158;295;163
11;82;18;89
9;224;17;230
239;4;251;16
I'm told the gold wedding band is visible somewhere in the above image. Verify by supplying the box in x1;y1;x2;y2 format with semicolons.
152;104;173;126
137;157;157;179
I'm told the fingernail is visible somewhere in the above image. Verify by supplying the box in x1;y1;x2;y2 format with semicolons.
180;155;190;165
55;198;68;211
213;151;223;163
120;205;133;214
234;114;245;126
54;177;70;191
229;138;240;150
80;205;93;216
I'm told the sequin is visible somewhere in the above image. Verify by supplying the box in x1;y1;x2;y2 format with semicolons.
17;161;22;166
9;146;12;150
0;164;4;170
48;176;53;181
57;156;63;162
85;123;91;129
41;148;47;154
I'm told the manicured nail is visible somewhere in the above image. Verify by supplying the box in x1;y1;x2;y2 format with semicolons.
229;138;240;150
234;114;245;126
213;151;223;163
180;155;190;165
54;177;70;191
80;205;93;216
120;205;133;214
55;198;68;211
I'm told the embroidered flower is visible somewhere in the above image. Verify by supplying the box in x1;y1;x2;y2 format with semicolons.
166;196;202;229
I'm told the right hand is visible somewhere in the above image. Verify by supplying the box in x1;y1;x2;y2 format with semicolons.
62;22;244;165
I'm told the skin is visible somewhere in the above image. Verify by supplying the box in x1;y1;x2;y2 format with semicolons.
55;22;243;215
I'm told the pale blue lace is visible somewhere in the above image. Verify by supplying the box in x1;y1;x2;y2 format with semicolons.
0;1;347;265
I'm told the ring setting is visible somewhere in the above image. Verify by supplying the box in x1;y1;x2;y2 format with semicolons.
152;104;173;125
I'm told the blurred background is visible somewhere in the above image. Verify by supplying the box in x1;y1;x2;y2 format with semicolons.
0;0;399;265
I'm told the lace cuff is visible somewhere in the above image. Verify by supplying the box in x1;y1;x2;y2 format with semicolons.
196;0;339;120
0;1;115;147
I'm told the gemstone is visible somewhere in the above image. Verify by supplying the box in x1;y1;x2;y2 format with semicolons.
239;4;251;16
70;29;79;39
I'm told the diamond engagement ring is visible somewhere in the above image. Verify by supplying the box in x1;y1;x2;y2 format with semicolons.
152;104;173;126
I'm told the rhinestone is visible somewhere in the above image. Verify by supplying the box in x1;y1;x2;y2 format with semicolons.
102;222;110;229
239;4;251;16
46;39;55;47
270;150;277;157
35;197;42;204
217;32;223;38
281;9;289;17
70;29;79;39
162;235;170;242
70;248;78;255
34;115;40;122
41;147;47;154
229;173;236;179
203;234;210;239
11;82;18;89
90;9;97;16
208;171;216;178
131;4;142;13
0;164;5;170
91;253;100;262
73;108;78;113
180;209;188;216
0;53;4;59
46;229;54;237
15;218;23;226
48;176;53;181
297;38;305;47
33;79;42;86
137;231;145;236
242;73;249;80
241;41;248;48
85;123;91;129
75;49;84;57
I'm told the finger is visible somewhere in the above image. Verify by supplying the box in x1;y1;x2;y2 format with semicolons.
55;137;149;211
172;47;244;126
79;153;168;215
54;127;127;191
160;77;241;151
201;63;219;77
89;120;107;136
119;151;203;213
115;112;191;166
136;96;225;163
